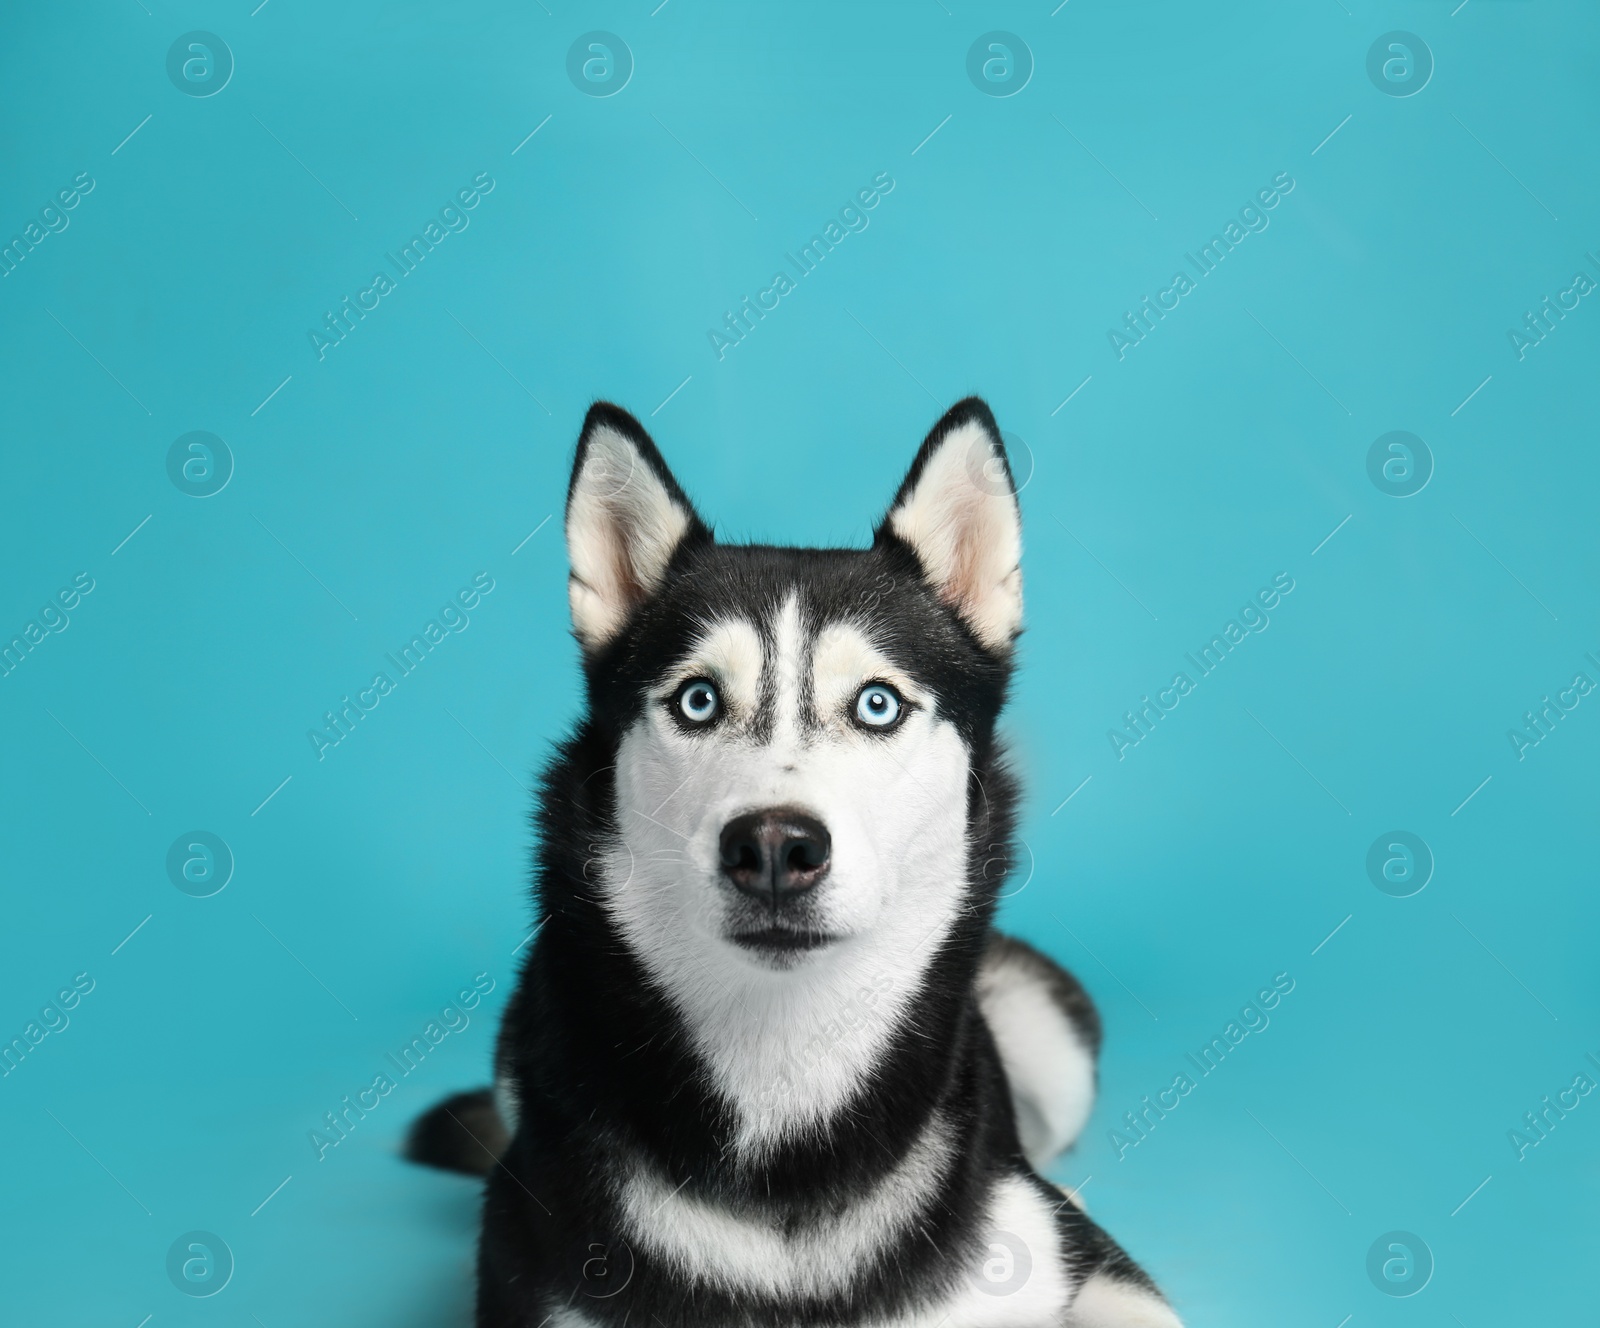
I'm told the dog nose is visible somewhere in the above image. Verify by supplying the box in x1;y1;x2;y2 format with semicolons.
718;808;831;903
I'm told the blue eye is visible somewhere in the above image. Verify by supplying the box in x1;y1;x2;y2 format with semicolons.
854;683;902;729
677;679;720;724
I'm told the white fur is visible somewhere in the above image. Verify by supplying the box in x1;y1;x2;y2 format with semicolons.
1067;1272;1184;1328
812;620;918;717
545;1172;1134;1327
601;602;973;1156
679;617;764;717
887;419;1022;651
609;1110;956;1298
891;1172;1076;1326
977;951;1097;1166
492;1074;520;1138
566;423;692;651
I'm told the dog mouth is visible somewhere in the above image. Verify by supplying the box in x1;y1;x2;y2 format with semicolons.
728;925;836;953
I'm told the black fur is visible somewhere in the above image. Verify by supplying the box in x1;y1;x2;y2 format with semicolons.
412;399;1171;1326
406;1088;508;1178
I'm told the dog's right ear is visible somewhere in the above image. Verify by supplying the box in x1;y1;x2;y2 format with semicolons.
565;403;709;654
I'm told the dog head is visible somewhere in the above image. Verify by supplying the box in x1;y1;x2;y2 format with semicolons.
557;398;1023;1142
565;397;1022;968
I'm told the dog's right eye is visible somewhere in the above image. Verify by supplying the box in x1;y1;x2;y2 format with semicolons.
674;678;721;725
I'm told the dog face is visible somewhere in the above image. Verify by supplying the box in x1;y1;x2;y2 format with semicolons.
559;399;1023;1144
611;568;976;968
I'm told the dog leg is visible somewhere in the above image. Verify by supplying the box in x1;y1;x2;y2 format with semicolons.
977;931;1100;1167
1067;1270;1184;1327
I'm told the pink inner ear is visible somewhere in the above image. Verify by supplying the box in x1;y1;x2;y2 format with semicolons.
609;496;672;605
887;421;1022;650
566;426;694;649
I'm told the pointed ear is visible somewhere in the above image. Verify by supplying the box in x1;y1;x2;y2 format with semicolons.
565;403;709;654
876;398;1023;652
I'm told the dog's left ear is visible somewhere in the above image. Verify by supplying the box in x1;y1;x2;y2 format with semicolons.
877;397;1022;652
565;403;709;654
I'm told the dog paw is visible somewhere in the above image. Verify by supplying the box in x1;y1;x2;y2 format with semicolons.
1067;1271;1184;1328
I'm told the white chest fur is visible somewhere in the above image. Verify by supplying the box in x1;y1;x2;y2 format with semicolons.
548;1146;1077;1326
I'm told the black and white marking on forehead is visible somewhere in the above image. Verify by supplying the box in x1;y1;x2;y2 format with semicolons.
664;585;931;744
563;397;1024;740
615;548;1009;749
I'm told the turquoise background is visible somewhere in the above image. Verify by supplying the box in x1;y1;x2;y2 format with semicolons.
2;2;1596;1324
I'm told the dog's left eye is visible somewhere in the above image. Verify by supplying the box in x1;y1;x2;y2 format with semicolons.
675;678;721;725
854;683;903;729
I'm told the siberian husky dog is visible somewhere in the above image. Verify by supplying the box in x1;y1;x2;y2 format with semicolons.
408;398;1182;1327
